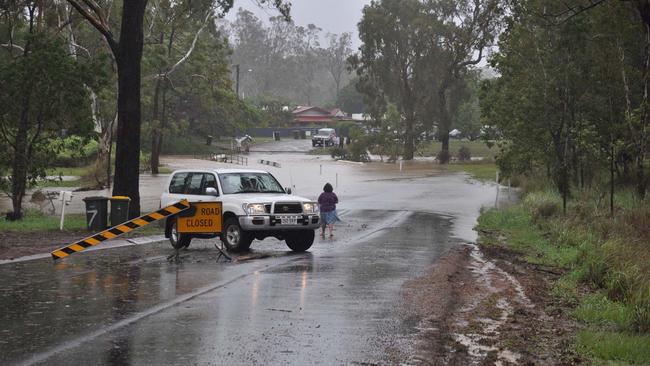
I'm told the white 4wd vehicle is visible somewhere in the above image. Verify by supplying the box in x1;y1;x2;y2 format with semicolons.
160;169;320;252
311;128;336;147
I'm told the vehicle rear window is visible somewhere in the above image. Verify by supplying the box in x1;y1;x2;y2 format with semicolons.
169;172;189;194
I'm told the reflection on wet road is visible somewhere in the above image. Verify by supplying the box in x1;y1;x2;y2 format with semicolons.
3;210;461;365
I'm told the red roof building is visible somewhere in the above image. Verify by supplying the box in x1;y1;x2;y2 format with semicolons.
292;106;336;125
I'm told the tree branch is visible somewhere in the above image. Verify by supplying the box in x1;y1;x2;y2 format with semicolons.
1;43;24;52
165;6;212;77
66;0;118;53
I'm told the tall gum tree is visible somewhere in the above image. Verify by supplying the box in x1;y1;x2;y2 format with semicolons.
67;0;290;217
422;0;502;164
356;0;429;160
0;3;96;219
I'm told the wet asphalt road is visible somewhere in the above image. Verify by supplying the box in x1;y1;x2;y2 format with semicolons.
1;140;513;365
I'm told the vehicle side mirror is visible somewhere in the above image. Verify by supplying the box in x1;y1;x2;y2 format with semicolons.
285;187;292;195
205;187;219;196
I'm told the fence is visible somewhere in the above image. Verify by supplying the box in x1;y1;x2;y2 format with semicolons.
196;153;248;166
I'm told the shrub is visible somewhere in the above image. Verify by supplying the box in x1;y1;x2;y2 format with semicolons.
632;286;650;333
524;191;561;222
330;147;348;160
458;146;472;161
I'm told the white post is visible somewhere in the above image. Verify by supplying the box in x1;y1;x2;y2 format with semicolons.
336;173;338;188
399;159;403;173
320;164;322;175
59;191;72;230
290;169;295;194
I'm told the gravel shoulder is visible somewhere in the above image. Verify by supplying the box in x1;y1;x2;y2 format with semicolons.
400;243;581;365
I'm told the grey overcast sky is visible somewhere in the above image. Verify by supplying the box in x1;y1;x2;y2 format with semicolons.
225;0;372;48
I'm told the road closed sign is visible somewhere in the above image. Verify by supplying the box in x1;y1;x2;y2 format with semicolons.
177;202;222;234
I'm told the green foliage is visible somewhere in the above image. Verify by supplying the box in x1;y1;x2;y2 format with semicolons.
454;75;483;141
50;137;98;167
577;330;650;364
255;95;294;127
482;0;650;198
330;142;370;163
479;178;650;362
335;121;357;138
523;191;561;222
337;79;365;113
574;293;633;330
457;146;472;161
161;134;228;155
0;31;97;216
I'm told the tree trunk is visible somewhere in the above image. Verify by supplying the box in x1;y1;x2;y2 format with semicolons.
112;0;147;218
440;133;450;163
403;112;415;160
150;76;162;174
11;102;30;219
438;87;451;164
150;86;167;174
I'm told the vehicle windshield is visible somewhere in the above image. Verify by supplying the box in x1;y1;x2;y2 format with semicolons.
218;172;285;194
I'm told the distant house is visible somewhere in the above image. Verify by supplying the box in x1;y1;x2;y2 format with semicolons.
330;108;347;120
292;106;337;126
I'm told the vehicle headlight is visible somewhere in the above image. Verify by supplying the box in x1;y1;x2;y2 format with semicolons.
302;202;319;214
243;203;266;215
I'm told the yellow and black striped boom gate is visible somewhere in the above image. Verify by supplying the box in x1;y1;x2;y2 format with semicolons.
51;199;191;260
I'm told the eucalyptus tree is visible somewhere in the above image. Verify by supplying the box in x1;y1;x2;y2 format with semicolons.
66;0;290;217
143;0;227;174
296;23;322;105
421;0;502;163
482;0;594;210
356;0;430;160
337;78;366;114
229;9;269;98
481;0;650;210
0;3;98;218
325;32;353;102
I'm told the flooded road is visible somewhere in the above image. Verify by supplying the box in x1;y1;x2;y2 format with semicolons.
1;140;514;365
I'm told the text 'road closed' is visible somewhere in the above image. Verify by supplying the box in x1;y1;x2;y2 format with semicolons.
177;202;222;233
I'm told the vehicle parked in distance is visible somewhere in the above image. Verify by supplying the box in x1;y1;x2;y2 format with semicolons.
160;169;320;252
311;128;337;147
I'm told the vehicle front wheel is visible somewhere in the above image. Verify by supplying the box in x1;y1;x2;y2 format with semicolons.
222;217;253;252
170;219;192;249
285;230;315;252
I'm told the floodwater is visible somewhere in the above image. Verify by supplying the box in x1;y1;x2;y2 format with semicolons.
0;140;516;365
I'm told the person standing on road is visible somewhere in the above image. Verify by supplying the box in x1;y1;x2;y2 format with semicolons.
318;183;340;238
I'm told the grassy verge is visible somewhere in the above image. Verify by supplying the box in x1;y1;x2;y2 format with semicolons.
308;146;336;155
0;210;87;231
447;162;498;182
417;140;498;159
0;209;163;236
477;188;650;364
